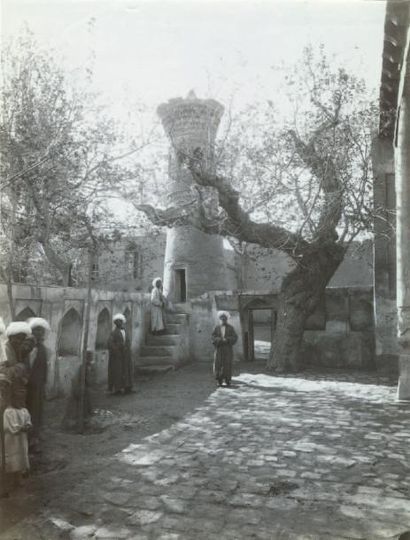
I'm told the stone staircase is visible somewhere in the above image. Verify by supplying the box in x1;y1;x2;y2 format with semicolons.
136;310;189;376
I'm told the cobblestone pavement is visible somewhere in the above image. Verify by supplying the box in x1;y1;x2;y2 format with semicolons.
2;372;410;540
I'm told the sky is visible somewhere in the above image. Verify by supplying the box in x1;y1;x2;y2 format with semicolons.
0;0;387;229
1;0;386;115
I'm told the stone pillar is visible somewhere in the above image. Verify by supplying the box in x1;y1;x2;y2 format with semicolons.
396;56;410;399
157;91;228;302
372;137;398;374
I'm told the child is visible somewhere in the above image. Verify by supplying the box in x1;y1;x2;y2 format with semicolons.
1;367;32;489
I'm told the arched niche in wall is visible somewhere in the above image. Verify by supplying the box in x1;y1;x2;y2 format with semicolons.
95;308;111;350
15;307;36;322
123;307;132;339
58;308;82;357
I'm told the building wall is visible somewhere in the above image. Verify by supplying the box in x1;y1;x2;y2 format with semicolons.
0;284;150;396
301;287;374;370
88;235;166;293
231;240;373;292
181;287;374;370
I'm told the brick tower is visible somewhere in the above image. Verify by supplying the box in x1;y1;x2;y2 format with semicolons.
158;91;227;302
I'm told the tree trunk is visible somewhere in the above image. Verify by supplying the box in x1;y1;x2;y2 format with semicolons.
268;242;346;372
40;241;72;286
77;249;95;433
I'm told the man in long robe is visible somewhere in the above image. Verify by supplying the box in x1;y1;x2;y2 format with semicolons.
212;311;238;387
26;318;50;451
150;278;166;335
107;314;133;395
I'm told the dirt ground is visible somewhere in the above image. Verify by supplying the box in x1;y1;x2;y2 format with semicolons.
0;362;218;535
0;359;397;537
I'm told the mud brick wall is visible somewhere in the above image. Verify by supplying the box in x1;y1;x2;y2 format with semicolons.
301;287;375;369
0;284;150;396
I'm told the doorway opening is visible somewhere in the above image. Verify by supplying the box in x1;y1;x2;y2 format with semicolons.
247;308;277;362
175;269;187;302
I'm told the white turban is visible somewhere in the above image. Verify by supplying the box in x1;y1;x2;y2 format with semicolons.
28;317;51;331
113;313;126;323
217;311;230;320
152;277;162;287
6;322;32;337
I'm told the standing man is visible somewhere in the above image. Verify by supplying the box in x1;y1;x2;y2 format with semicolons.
3;322;32;367
0;318;7;364
26;318;50;452
107;314;133;395
150;278;166;335
212;311;238;387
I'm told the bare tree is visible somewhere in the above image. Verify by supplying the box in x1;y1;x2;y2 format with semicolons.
139;47;377;372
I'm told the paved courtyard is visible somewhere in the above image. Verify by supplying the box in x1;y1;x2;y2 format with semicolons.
2;371;410;540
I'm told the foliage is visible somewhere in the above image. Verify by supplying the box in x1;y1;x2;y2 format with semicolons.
0;29;155;287
213;46;377;249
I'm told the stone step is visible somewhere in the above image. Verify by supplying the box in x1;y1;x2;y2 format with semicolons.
141;345;175;357
166;323;182;333
135;365;175;376
172;303;190;313
146;334;180;346
136;356;176;366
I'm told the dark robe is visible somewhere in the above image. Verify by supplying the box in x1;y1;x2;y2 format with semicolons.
25;343;47;437
212;323;238;384
107;328;133;392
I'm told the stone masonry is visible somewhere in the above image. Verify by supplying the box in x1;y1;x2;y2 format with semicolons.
3;371;410;540
158;91;228;302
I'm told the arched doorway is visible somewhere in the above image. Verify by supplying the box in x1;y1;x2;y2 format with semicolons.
95;308;111;350
58;308;82;357
15;307;36;322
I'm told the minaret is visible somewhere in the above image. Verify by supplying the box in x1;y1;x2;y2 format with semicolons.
158;91;228;302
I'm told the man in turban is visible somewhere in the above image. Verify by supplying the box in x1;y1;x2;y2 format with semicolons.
25;318;50;452
212;312;238;387
3;322;32;367
107;314;133;395
150;277;166;335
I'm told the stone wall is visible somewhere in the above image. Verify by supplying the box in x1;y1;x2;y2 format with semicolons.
80;235;166;293
0;284;150;396
240;241;373;292
301;287;375;370
188;287;375;370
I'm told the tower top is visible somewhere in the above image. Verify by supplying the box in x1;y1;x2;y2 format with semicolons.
157;92;224;147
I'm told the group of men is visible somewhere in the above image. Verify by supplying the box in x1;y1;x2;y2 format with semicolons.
0;317;49;491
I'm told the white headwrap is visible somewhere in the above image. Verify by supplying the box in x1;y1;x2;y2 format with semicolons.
6;322;32;337
152;277;162;287
28;317;51;331
113;313;126;323
217;311;230;320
